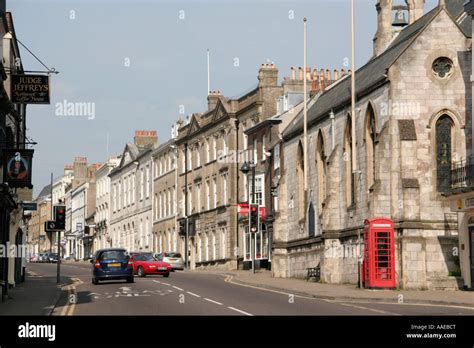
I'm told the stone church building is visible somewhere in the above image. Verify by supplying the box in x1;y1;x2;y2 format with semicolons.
272;0;472;289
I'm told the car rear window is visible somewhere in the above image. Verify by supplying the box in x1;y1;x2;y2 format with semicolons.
164;252;181;258
100;250;127;260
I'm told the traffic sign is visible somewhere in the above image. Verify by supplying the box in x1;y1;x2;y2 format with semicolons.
45;220;61;232
21;201;37;211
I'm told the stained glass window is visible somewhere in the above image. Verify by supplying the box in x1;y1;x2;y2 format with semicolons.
436;115;453;192
308;202;315;237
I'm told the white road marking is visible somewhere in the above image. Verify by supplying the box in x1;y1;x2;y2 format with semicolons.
204;298;223;306
330;301;399;315
228;306;253;316
328;299;474;311
161;282;171;286
186;291;201;298
172;286;184;291
224;275;314;299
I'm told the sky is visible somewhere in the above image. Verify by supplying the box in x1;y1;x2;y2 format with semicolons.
8;0;439;195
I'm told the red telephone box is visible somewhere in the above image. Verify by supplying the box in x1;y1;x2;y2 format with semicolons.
362;217;396;289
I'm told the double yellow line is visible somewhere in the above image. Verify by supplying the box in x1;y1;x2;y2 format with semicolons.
59;278;83;316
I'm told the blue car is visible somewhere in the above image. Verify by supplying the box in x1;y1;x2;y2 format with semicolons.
91;248;134;285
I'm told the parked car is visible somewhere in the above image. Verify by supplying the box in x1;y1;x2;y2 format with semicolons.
29;254;38;263
91;248;134;285
155;252;184;271
48;253;59;263
131;253;171;277
38;253;48;263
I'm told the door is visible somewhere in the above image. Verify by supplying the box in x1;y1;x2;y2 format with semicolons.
470;226;474;288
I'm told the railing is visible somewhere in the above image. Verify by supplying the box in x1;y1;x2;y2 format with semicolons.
451;156;474;189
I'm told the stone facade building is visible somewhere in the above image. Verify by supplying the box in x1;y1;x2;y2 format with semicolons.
245;68;343;270
94;157;120;250
28;184;52;254
444;0;474;290
63;158;100;259
152;139;178;254
109;131;157;253
176;63;318;270
272;0;472;290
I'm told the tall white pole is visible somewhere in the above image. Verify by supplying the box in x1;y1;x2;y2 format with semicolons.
207;49;210;95
303;18;308;193
351;0;357;173
352;0;362;288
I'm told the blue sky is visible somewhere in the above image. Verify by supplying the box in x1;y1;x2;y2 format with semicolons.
8;0;439;194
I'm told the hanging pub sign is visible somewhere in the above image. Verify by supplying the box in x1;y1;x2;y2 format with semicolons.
2;149;34;188
11;74;50;104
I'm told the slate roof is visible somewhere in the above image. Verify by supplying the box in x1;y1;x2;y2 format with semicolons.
109;142;153;176
283;3;468;140
36;184;51;201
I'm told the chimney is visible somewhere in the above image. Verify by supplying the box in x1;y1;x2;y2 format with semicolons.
64;164;73;176
341;68;347;76
406;0;425;24
326;69;331;82
258;63;278;87
134;130;158;148
373;0;393;57
310;77;319;97
207;90;222;110
334;69;339;81
306;67;312;81
319;69;326;92
298;67;303;80
290;66;296;80
73;157;88;189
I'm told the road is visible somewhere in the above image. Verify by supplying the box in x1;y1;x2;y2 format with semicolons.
26;263;474;316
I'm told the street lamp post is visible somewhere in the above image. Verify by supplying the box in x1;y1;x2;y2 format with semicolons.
240;161;256;274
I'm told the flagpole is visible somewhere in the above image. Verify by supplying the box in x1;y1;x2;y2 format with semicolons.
303;18;308;194
351;0;362;288
351;0;357;173
207;49;210;95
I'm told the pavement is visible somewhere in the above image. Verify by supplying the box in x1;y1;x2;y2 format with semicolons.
196;269;474;307
0;266;73;315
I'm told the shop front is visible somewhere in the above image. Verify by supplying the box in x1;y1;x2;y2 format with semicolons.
449;195;474;289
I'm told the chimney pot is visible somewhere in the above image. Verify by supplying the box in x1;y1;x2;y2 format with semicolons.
326;69;331;81
298;67;303;80
290;66;296;80
334;69;339;80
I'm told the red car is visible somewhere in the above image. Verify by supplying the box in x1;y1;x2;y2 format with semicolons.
131;253;171;277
